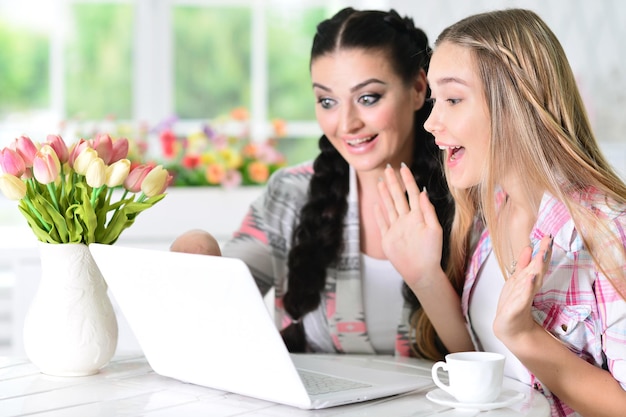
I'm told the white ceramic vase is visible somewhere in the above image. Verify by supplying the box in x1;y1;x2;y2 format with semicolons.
23;242;118;376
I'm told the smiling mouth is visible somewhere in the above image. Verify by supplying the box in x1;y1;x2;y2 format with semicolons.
347;135;377;146
438;144;464;160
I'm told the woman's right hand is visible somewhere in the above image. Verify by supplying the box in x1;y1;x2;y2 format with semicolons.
375;163;445;289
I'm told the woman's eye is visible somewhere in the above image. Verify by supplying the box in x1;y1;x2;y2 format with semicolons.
446;98;461;105
358;93;381;106
318;97;335;109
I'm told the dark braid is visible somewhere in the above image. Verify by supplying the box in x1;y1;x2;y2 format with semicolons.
281;8;455;359
282;137;348;352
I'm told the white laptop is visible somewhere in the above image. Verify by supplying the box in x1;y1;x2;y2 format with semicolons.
89;243;433;409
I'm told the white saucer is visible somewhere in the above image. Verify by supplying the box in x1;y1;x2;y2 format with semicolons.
426;388;525;411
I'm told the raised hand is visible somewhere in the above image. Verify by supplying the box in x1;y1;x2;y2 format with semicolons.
493;234;553;343
374;163;445;288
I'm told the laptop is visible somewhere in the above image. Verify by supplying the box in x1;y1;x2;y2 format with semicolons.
89;243;433;409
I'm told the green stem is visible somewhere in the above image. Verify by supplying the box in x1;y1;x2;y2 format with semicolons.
46;182;60;213
59;165;66;203
90;186;105;207
24;195;52;232
107;188;130;228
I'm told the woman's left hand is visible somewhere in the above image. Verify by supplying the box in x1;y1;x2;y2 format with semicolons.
493;234;553;343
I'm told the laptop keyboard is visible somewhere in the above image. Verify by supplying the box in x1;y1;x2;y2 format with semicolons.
298;369;372;395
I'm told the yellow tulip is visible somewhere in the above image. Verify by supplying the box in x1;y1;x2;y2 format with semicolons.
0;173;26;200
141;165;170;197
105;159;131;187
73;147;99;176
85;158;106;188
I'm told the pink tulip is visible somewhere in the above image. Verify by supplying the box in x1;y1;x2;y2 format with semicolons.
46;134;69;164
10;135;38;168
0;148;26;177
69;139;90;166
110;138;129;163
32;145;61;185
123;164;154;193
90;133;113;164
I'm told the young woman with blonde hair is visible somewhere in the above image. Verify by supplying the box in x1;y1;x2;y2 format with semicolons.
377;8;626;416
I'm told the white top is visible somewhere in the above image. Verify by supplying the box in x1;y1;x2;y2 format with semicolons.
303;254;403;354
469;252;532;385
361;253;404;354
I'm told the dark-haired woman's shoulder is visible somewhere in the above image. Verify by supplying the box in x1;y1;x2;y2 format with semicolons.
265;160;315;202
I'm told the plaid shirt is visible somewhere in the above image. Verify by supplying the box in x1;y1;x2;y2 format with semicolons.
462;191;626;416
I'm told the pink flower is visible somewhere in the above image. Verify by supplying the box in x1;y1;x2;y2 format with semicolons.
110;138;129;163
46;134;69;164
32;145;61;185
69;139;90;166
123;164;154;193
222;169;242;188
10;135;38;168
91;133;114;164
0;148;26;177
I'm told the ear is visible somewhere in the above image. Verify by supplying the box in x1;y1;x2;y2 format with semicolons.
412;69;428;111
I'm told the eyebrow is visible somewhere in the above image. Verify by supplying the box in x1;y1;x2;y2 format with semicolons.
312;78;386;93
429;76;469;87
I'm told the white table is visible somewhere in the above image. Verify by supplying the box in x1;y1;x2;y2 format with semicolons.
0;354;550;417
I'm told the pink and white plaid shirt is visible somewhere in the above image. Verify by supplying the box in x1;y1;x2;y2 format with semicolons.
462;190;626;417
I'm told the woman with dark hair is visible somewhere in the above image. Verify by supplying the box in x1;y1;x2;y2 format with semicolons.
171;7;454;360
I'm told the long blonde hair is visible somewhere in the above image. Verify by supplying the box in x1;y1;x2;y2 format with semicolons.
435;9;626;298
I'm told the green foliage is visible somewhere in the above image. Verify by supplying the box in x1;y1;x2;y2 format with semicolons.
0;22;49;113
173;6;252;118
267;8;326;120
65;3;133;120
17;170;164;245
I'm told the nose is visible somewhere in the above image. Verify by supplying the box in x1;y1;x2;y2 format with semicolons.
339;103;364;134
423;104;440;135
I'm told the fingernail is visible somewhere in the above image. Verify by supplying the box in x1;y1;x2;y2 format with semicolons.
423;186;428;194
401;162;407;168
386;163;391;169
378;177;383;182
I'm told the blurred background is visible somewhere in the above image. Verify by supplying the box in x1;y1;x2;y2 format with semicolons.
1;0;624;159
0;0;624;354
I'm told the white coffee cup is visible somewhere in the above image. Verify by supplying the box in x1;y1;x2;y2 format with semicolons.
431;351;505;403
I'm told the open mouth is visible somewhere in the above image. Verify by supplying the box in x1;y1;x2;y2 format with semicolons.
347;135;377;147
438;144;465;161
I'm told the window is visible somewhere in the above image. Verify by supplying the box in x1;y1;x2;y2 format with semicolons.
1;0;395;163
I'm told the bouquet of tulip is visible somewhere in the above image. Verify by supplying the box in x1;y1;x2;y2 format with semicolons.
0;134;171;244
